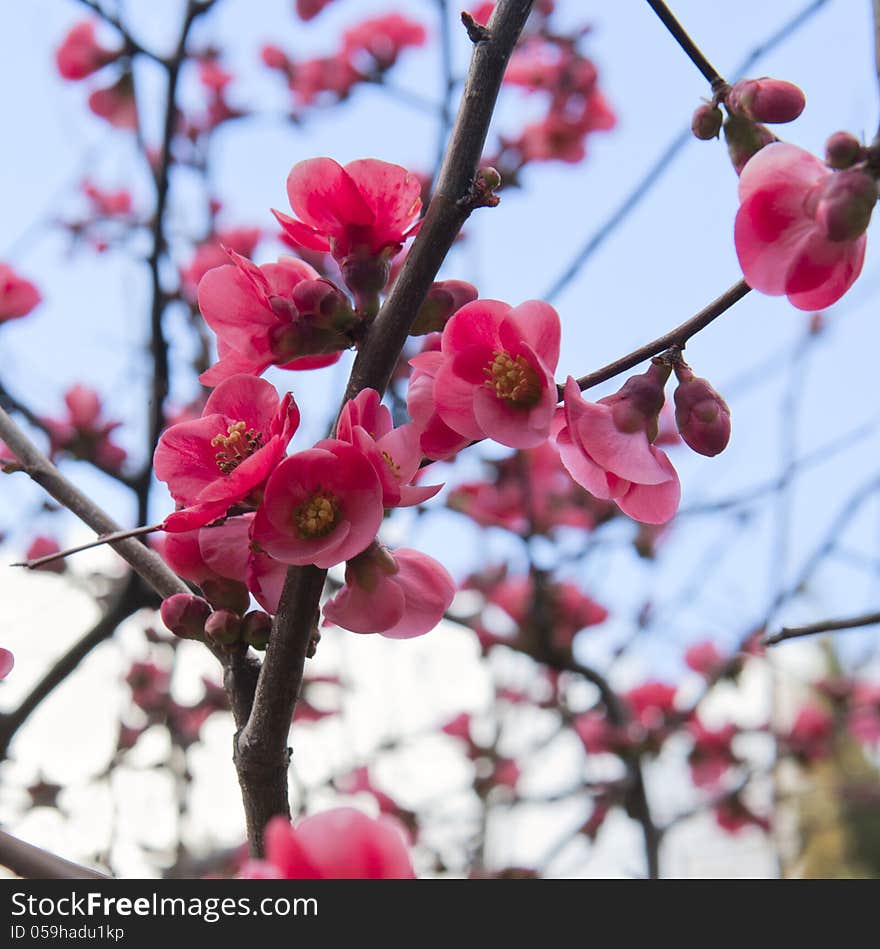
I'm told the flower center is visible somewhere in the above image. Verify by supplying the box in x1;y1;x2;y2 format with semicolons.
485;351;541;407
381;450;401;478
211;421;264;474
294;489;339;538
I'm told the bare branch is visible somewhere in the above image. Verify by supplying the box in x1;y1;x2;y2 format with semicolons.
0;829;108;880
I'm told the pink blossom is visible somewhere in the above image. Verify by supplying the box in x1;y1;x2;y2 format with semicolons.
287;55;362;107
430;299;561;449
322;542;455;638
781;703;833;763
198;514;287;614
688;718;737;789
684;640;725;678
734;142;870;310
0;264;41;323
197;252;350;386
252;440;383;568
25;536;66;574
849;683;880;745
625;681;678;731
488;574;607;652
342;14;427;71
337;766;401;819
441;713;473;742
82;180;132;217
0;648;14;680
296;0;336;21
274;157;421;262
491;758;521;790
555;375;680;525
180;227;262;302
88;74;138;130
336;388;442;507
41;385;126;472
242;808;415;879
156;374;300;532
407;347;472;461
56;20;120;80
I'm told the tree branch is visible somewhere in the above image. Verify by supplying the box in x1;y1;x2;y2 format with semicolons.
765;610;880;646
231;0;537;858
645;0;726;90
0;405;188;601
0;829;108;880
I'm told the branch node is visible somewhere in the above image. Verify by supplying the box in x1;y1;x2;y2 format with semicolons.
461;11;491;43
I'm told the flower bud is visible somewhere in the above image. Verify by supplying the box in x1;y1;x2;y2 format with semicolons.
691;103;723;141
242;610;272;650
815;168;877;242
199;577;251;615
605;362;671;441
825;131;863;170
727;78;805;124
340;252;391;313
673;366;731;457
410;280;479;335
291;278;355;330
160;594;211;641
204;609;242;646
723;114;777;175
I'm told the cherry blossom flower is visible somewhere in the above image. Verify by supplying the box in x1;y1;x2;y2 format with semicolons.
342;14;426;71
197;252;350;386
251;440;383;568
335;388;442;507
88;74;138;130
555;375;680;525
430;299;561;449
242;808;415;879
322;542;455;638
734;142;872;310
274;157;421;262
55;20;120;80
0;264;41;323
41;385;127;472
156;374;300;532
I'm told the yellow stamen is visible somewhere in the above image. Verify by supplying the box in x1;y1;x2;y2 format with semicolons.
484;351;541;407
211;421;264;474
294;490;339;538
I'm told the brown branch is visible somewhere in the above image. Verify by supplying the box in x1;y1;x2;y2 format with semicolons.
231;0;537;858
12;523;162;571
645;0;726;90
765;611;880;646
571;279;751;394
0;405;188;601
0;829;108;880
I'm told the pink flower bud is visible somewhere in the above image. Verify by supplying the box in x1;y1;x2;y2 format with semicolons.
160;594;211;641
727;78;805;124
291;278;356;332
199;577;251;615
204;609;242;646
723;114;777;175
606;362;671;440
815;168;877;242
242;611;272;650
691;103;723;141
825;131;863;170
410;280;479;335
673;366;731;457
340;252;391;312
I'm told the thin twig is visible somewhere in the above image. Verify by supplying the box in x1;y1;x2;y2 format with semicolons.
12;524;162;571
645;0;726;89
766;610;880;645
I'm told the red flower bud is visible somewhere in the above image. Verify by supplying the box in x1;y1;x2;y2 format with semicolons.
727;78;805;124
673;366;731;457
815;168;877;242
160;594;211;641
825;131;863;170
606;362;671;441
242;611;272;650
691;103;723;141
204;609;242;646
723;114;777;175
410;280;479;335
199;577;251;615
